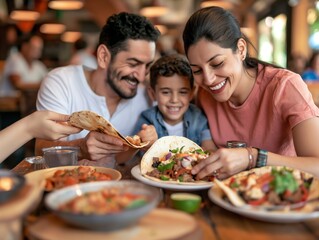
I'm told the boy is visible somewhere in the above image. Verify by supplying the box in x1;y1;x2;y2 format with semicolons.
134;54;215;150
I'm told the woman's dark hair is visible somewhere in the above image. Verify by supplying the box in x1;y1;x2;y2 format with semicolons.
183;6;276;70
150;54;194;89
99;12;160;58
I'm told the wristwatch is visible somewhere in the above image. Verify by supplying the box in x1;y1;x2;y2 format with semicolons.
256;148;268;168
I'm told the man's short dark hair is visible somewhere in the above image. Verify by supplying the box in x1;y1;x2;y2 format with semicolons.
99;12;160;57
150;54;194;90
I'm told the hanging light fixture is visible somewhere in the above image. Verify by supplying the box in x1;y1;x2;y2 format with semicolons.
200;0;238;10
40;23;66;34
10;10;40;33
140;0;168;18
48;0;84;10
61;31;82;42
10;10;40;21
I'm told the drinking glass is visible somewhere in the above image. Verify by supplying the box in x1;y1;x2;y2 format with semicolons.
42;146;79;168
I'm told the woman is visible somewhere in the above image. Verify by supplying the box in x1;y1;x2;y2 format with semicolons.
0;111;81;163
182;7;319;179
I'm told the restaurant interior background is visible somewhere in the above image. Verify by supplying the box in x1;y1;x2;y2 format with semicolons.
0;0;318;169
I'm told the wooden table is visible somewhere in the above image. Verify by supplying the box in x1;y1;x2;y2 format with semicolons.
12;159;319;240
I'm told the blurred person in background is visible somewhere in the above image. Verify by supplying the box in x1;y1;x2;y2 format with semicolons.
0;34;47;94
69;37;97;69
302;51;319;81
0;24;19;60
287;52;307;76
36;12;160;168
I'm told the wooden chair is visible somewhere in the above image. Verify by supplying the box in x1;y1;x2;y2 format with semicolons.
0;94;20;112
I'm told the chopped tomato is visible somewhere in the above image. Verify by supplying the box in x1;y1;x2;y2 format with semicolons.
175;153;190;158
283;190;293;198
256;172;273;185
175;168;190;178
247;195;267;206
229;177;235;185
63;176;78;186
300;185;309;201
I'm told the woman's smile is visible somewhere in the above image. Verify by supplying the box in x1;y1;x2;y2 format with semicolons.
209;79;227;93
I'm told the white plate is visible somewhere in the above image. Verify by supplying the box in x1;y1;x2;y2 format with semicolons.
131;165;214;191
208;187;319;223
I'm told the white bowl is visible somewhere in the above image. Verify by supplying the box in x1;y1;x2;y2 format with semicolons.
45;180;161;230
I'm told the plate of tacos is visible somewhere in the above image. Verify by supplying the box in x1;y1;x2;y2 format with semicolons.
208;166;319;223
131;136;214;190
68;110;149;149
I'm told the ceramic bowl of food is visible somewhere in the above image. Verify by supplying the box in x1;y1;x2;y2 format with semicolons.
45;180;161;230
25;165;122;192
0;169;25;204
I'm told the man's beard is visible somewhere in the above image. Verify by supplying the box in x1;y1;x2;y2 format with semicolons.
106;66;139;99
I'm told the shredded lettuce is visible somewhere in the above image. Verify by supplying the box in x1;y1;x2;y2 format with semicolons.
270;168;298;194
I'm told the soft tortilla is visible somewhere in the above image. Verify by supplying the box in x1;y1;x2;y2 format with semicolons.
140;136;210;184
68;110;149;149
214;166;319;211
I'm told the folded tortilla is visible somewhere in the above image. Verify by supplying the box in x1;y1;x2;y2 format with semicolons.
140;136;211;184
68;110;149;149
214;166;319;212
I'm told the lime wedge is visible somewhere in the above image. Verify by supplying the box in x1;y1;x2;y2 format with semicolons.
171;193;201;213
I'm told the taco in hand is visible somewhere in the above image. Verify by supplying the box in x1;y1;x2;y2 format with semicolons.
140;136;213;184
68;110;149;149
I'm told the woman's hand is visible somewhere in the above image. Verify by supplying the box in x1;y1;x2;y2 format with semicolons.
191;148;250;180
27;111;81;140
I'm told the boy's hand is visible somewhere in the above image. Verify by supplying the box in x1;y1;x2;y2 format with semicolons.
137;124;158;150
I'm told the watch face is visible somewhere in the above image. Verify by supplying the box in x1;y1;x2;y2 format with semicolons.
256;149;268;167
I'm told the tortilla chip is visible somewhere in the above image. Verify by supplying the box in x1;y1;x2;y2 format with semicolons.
68;111;149;149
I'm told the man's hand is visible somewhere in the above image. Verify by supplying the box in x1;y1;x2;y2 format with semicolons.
79;131;129;161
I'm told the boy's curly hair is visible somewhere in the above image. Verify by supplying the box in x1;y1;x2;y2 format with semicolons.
150;54;194;90
99;12;160;57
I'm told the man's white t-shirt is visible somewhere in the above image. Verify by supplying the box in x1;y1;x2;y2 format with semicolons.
37;65;150;142
0;52;47;94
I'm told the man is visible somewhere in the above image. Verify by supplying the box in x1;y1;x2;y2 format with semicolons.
1;34;47;93
36;12;160;167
